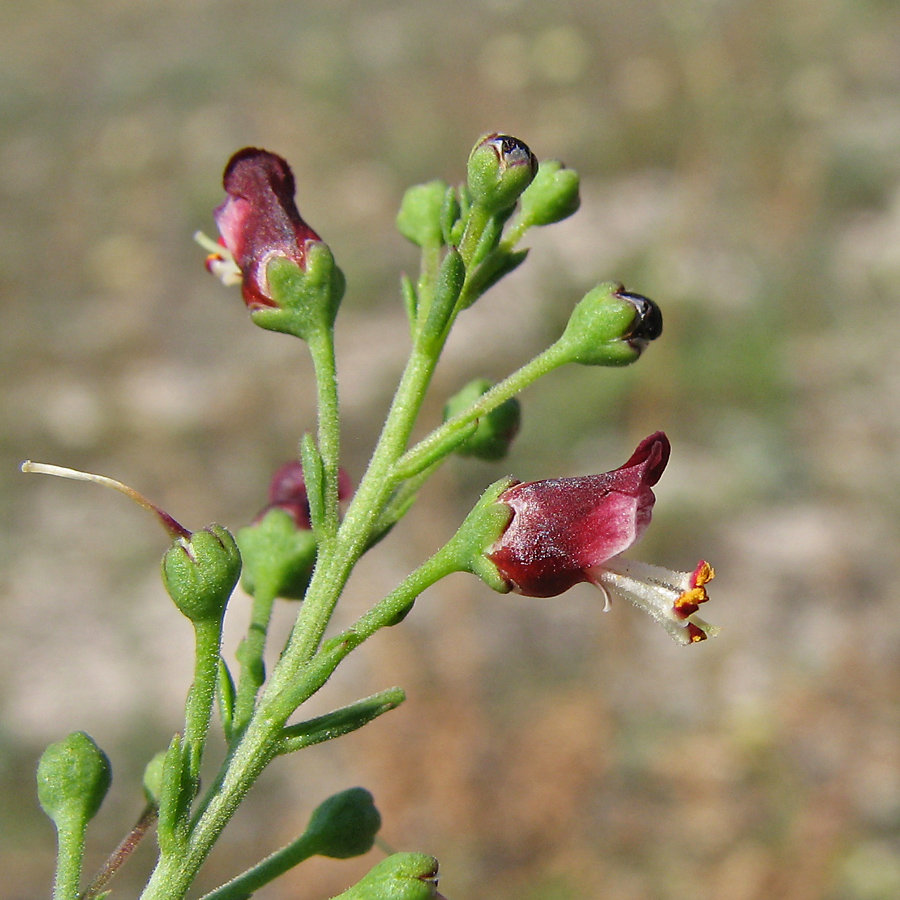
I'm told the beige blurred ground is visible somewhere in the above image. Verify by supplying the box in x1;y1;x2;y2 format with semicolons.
3;0;900;898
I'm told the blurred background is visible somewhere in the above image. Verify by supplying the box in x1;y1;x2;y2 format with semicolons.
3;0;900;897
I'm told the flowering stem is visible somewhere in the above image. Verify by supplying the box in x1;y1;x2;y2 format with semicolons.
138;347;444;900
307;326;341;542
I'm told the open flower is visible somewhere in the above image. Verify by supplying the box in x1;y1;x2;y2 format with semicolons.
212;148;322;310
486;432;716;644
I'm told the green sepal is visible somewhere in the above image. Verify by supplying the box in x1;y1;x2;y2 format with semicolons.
332;853;441;900
396;180;447;248
555;281;659;367
420;248;465;348
250;245;345;340
237;509;318;601
441;477;516;593
467;133;538;214
515;158;581;229
443;378;521;461
37;731;112;830
161;525;241;623
303;787;382;859
156;735;192;855
300;434;326;538
278;687;405;754
217;656;236;740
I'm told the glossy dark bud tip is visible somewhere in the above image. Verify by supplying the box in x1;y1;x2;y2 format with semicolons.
619;290;663;344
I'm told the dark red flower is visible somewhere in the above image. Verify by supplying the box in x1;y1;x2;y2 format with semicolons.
256;460;353;529
213;148;322;311
487;432;716;643
489;432;669;597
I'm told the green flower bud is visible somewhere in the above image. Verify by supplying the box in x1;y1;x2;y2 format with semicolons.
304;787;381;859
396;180;448;248
516;159;580;227
237;508;318;601
161;524;241;623
466;133;538;214
333;853;442;900
556;282;663;367
37;732;112;829
443;379;521;461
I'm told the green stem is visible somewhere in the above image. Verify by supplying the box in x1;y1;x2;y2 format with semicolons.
231;587;277;737
269;341;441;685
184;618;224;782
395;338;571;480
307;326;341;542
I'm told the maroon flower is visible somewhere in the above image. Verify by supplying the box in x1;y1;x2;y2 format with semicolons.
212;148;322;310
255;460;353;529
487;432;716;643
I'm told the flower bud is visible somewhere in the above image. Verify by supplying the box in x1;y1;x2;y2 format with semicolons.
443;378;521;461
557;282;662;367
396;180;448;248
161;524;241;623
466;133;538;214
37;731;112;830
333;853;443;900
304;787;381;859
516;158;581;228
